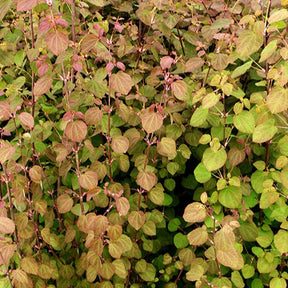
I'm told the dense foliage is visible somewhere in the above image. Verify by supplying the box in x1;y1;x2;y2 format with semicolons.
1;0;288;287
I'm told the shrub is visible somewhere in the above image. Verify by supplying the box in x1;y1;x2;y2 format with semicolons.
0;0;288;287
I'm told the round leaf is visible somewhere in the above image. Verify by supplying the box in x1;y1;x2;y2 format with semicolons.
18;112;34;129
141;111;163;134
128;211;146;230
203;148;227;171
65;120;88;142
57;194;74;214
187;227;208;246
111;136;129;153
137;171;157;191
233;111;255;134
252;119;277;143
110;71;133;95
0;217;15;234
46;30;69;56
183;202;207;223
79;171;98;190
219;186;242;208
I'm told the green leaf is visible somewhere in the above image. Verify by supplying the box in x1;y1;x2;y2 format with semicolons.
274;229;288;254
21;257;39;276
257;255;278;274
0;0;13;21
231;271;245;288
186;264;205;281
149;184;164;205
219;186;242;208
231;61;253;78
190;106;209;127
139;263;156;282
135;259;147;273
157;137;177;158
202;92;220;109
194;163;211;183
270;278;287;288
173;233;189;249
128;211;146;230
269;9;288;23
252;119;278;143
110;71;133;95
202;148;227;171
236;30;263;57
142;220;156;236
168;218;181;232
183;202;207;223
259;40;278;62
238;222;258;242
241;264;255;279
266;86;288;114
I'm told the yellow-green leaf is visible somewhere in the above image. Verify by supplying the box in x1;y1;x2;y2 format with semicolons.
110;71;133;95
266;86;288;114
183;202;207;223
203;148;227;171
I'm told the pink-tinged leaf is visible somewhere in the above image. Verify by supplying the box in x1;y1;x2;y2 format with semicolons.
38;62;49;76
111;136;129;153
85;107;103;125
79;171;98;190
46;30;69;56
266;86;288;114
73;61;82;73
29;165;42;183
116;61;125;71
0;217;15;234
106;62;115;74
160;56;174;70
34;74;53;97
55;18;69;28
17;0;38;11
141;111;163;134
57;194;74;213
185;57;204;73
11;269;29;285
0;142;15;164
54;144;69;162
128;211;146;230
0;102;11;121
18;112;34;129
20;257;39;275
115;22;123;33
110;71;133;95
38;20;51;31
81;34;98;54
0;244;16;265
137;171;158;191
171;80;188;101
116;197;130;216
65;120;87;142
